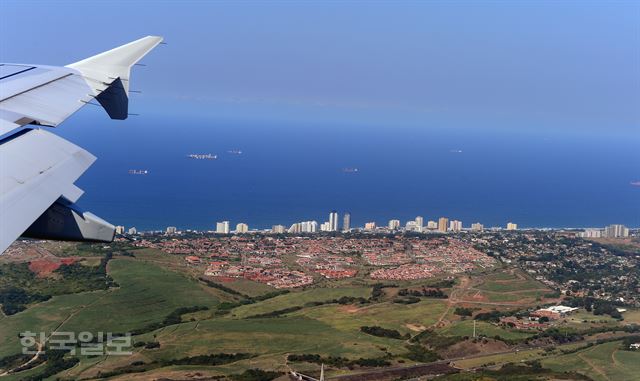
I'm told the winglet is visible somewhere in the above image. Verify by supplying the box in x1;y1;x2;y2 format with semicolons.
67;36;163;119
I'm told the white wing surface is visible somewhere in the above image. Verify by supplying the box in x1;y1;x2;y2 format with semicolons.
0;36;163;253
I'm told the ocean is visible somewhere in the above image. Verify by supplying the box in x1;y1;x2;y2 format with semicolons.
56;110;639;231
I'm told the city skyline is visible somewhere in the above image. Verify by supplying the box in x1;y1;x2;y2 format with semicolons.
120;211;633;235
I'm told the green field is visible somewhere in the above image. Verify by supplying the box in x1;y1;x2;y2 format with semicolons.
57;295;428;379
622;309;640;324
480;290;548;303
564;310;619;325
59;312;412;380
438;319;534;340
291;299;447;334
214;278;278;297
0;258;220;358
475;271;548;293
229;287;371;319
542;341;640;381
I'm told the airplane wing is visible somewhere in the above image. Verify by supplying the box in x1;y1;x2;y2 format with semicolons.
0;36;163;253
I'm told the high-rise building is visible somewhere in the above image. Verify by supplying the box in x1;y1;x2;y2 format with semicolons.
578;229;602;238
388;219;401;230
320;221;332;232
115;226;125;235
288;223;300;233
272;225;286;234
236;223;249;233
427;220;438;230
329;211;339;232
415;216;424;232
603;224;629;238
405;221;417;231
342;213;351;232
304;220;318;233
127;227;137;235
449;220;462;232
438;217;449;233
216;221;230;234
166;226;177;234
287;221;318;233
506;222;518;231
364;222;377;231
471;223;484;232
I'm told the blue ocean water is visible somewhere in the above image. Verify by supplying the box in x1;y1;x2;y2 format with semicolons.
56;111;639;231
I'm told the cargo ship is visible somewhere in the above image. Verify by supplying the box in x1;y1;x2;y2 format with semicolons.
187;153;217;160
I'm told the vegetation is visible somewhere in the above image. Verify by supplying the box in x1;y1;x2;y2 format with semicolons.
94;353;253;379
474;309;512;322
621;335;640;351
287;354;391;368
0;253;116;315
55;252;118;291
305;295;368;306
434;362;591;381
403;344;441;362
370;283;396;301
246;306;303;319
96;362;160;379
398;287;447;299
199;277;248;297
167;352;253;366
0;287;51;315
565;296;625;319
214;289;294;315
360;326;409;340
453;307;474;317
130;305;209;335
22;350;79;381
410;330;467;350
144;341;161;349
232;369;283;381
229;287;371;319
393;296;421;304
542;340;640;381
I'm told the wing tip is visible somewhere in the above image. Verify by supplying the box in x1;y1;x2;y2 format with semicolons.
67;35;164;70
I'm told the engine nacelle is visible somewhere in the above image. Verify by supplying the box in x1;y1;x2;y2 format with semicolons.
22;199;115;243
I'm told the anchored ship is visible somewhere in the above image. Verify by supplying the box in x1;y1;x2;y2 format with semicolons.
187;153;217;160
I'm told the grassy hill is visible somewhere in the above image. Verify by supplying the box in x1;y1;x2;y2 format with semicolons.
0;258;220;358
542;341;640;381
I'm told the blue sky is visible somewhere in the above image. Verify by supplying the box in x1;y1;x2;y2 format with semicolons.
1;0;638;133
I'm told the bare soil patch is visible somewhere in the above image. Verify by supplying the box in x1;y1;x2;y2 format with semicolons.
28;257;78;277
339;305;362;313
440;338;510;359
406;323;426;332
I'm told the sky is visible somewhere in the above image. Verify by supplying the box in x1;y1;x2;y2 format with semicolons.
1;0;638;134
0;1;638;229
